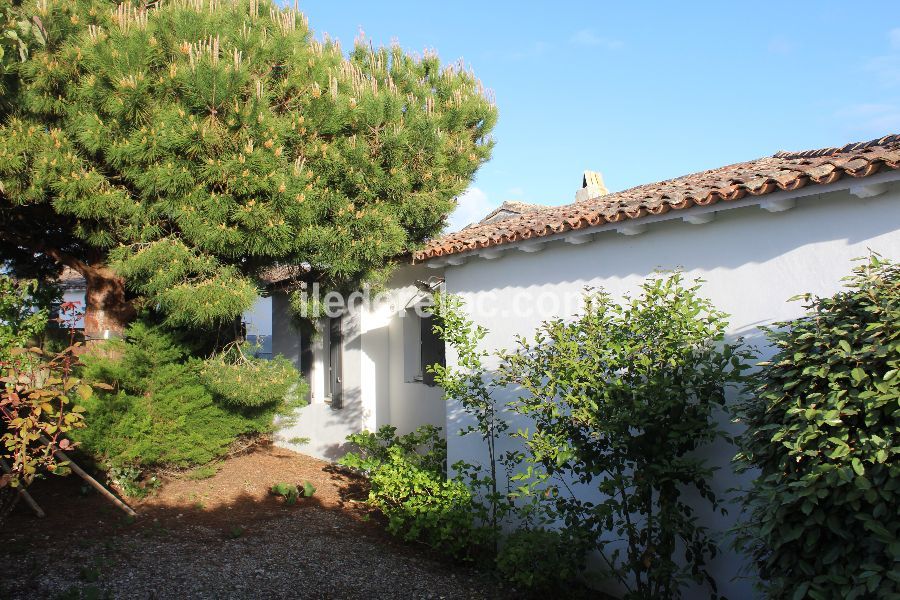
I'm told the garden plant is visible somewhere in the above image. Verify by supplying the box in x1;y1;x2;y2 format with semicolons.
0;298;92;523
346;272;751;597
734;255;900;599
0;0;496;481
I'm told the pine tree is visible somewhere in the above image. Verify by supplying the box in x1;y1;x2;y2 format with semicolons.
0;0;496;339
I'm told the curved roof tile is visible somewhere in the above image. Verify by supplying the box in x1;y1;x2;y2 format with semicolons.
416;134;900;261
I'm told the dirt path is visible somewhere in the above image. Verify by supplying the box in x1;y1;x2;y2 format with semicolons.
0;446;510;599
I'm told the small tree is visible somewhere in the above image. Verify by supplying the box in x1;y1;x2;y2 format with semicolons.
428;293;519;552
500;274;752;598
733;255;899;599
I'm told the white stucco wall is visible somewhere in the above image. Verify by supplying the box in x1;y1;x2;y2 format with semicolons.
371;264;446;436
272;263;446;461
272;296;365;461
437;182;900;598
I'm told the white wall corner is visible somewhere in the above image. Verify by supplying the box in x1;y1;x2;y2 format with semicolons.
849;182;889;199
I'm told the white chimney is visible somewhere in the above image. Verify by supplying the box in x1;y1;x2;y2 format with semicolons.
575;170;608;202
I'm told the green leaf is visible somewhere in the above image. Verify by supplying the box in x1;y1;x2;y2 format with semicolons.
77;385;93;401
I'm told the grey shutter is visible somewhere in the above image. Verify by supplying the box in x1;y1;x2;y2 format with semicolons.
420;315;445;387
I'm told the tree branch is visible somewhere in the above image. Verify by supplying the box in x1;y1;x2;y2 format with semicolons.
0;228;92;276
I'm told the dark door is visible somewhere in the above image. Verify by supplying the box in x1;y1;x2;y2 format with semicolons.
328;317;343;409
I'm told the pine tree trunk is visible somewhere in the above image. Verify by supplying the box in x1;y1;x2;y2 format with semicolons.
81;265;135;344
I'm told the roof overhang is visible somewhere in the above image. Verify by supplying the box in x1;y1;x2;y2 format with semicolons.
422;169;900;269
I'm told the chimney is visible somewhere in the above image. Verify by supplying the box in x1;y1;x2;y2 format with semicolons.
575;170;608;202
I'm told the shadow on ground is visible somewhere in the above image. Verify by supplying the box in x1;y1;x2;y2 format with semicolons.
0;446;509;600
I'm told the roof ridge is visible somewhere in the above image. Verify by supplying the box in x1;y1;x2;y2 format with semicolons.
773;133;900;160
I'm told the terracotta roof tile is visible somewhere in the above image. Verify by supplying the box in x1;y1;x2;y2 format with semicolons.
473;201;545;226
416;133;900;261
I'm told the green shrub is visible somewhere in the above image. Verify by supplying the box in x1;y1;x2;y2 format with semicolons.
500;273;752;599
271;482;300;505
341;425;486;559
340;424;446;475
495;528;587;594
734;255;900;599
200;344;303;408
75;320;304;470
106;464;159;499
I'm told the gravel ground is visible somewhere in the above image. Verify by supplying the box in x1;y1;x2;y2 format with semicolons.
0;446;512;600
2;507;508;599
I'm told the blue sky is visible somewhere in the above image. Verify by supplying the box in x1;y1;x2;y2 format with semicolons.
298;1;900;230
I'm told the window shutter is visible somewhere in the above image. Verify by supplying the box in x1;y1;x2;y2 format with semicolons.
420;315;445;387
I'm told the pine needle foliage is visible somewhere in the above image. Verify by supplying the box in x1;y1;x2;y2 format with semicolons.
76;318;305;468
0;0;496;326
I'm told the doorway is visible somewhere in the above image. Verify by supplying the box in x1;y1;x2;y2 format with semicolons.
327;316;343;409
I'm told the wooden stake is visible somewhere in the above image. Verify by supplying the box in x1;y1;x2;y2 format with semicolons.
0;404;137;518
0;457;46;518
37;435;137;518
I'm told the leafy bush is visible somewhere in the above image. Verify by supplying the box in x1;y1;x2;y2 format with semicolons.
0;336;89;522
341;424;446;475
500;273;752;598
75;320;304;470
341;425;485;559
734;255;900;599
495;528;587;595
271;482;300;505
106;464;159;499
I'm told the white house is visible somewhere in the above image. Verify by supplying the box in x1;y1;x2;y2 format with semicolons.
270;133;900;598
